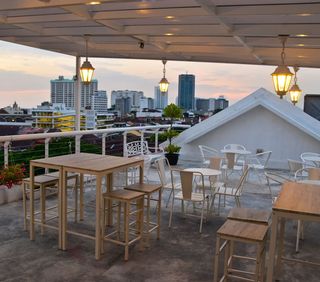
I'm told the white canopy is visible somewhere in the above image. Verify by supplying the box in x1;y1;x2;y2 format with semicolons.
1;0;320;67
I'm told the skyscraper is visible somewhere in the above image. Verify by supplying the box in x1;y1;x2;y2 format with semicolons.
91;90;108;113
154;86;168;109
50;76;98;109
178;74;195;111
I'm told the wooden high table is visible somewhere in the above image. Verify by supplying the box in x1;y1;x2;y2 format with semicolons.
266;182;320;281
29;153;144;260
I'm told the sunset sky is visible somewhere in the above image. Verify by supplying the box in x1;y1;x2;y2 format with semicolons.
1;40;320;109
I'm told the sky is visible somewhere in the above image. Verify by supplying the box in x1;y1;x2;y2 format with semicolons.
1;40;320;109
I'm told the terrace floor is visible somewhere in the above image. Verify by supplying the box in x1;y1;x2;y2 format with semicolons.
1;161;320;282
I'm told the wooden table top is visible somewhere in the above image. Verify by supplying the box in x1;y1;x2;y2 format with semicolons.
31;153;144;173
273;182;320;216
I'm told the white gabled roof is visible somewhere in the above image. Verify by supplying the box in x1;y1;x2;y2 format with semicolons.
173;88;320;146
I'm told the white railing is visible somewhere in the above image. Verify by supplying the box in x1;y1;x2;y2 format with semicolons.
0;124;190;166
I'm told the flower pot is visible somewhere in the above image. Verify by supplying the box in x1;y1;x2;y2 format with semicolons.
165;153;180;166
0;184;23;205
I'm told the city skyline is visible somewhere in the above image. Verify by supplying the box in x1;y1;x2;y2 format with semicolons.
2;41;320;109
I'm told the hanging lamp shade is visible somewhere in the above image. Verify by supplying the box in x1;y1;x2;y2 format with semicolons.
271;35;293;99
271;65;293;98
80;36;95;84
80;60;95;84
289;66;302;105
159;59;169;93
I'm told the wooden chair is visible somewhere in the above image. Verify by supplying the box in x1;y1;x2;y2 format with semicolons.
227;207;271;226
22;172;79;234
102;189;144;261
214;219;269;282
169;170;210;233
124;183;162;246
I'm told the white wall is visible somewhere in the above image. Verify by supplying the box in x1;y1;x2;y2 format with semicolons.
180;106;320;169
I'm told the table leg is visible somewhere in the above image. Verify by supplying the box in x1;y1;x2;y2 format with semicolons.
95;174;102;260
107;173;113;226
29;165;35;241
266;211;279;282
62;169;67;250
275;218;286;279
79;173;84;221
139;162;144;184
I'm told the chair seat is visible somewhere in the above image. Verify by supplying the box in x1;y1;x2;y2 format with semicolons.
46;171;78;180
23;175;58;185
103;189;145;201
227;208;271;225
124;183;162;194
174;191;206;202
215;186;238;196
217;219;268;242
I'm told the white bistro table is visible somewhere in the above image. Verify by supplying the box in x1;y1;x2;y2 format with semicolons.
266;182;320;281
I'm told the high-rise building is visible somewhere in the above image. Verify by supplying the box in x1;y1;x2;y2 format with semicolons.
154;86;168;109
215;96;229;110
178;74;195;111
115;97;131;116
209;98;216;111
140;97;154;110
195;98;210;111
50;76;98;109
111;90;144;110
91;90;108;113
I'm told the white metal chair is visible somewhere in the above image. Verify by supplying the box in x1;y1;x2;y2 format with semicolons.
300;152;320;168
212;166;249;215
247;151;272;183
221;152;244;179
169;170;210;233
294;167;320;253
288;159;304;179
198;145;219;167
125;140;163;162
264;171;290;201
154;157;180;208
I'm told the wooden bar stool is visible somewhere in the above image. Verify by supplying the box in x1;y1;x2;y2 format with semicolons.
214;219;269;282
124;183;162;246
22;172;79;234
102;189;144;261
227;207;271;225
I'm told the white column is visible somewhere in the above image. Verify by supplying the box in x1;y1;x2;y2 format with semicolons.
4;141;10;166
45;138;50;173
140;130;144;155
75;135;81;154
155;130;159;153
123;132;127;157
75;56;81;131
102;133;106;155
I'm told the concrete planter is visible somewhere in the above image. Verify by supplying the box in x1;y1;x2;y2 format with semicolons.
0;184;23;205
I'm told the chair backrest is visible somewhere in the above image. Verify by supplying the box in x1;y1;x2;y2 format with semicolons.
198;145;218;162
234;166;249;196
288;159;303;176
308;167;320;180
179;170;205;200
154;157;171;186
126;141;149;157
256;151;272;168
225;153;236;169
209;156;224;170
224;144;246;151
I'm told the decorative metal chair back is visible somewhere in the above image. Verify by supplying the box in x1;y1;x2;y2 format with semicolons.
224;144;246;151
300;152;320;167
288;159;303;176
199;145;219;163
255;151;272;168
126;141;149;157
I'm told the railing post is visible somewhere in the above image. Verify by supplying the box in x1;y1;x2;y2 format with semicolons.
45;138;51;173
102;133;106;155
140;130;144;155
75;135;81;154
123;131;127;157
4;141;10;167
155;130;159;153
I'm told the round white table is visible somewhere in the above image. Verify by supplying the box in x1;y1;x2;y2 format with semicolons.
184;167;221;176
302;155;320;167
220;149;251;155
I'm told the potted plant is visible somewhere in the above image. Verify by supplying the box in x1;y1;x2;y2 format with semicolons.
0;164;25;205
163;104;183;165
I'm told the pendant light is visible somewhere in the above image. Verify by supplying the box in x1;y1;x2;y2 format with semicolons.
80;35;95;84
271;35;293;99
289;66;302;106
159;59;169;93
